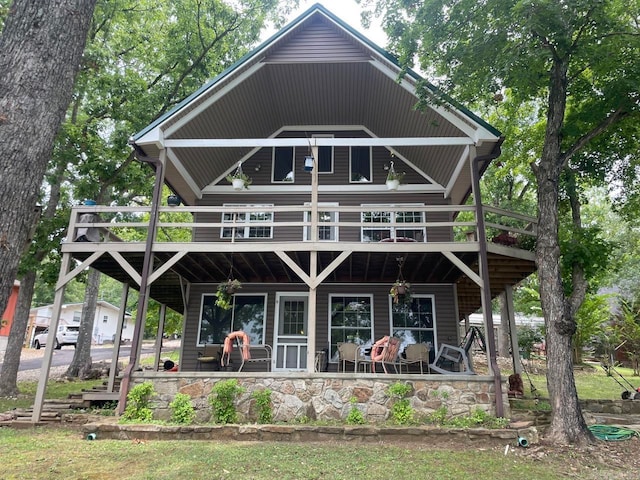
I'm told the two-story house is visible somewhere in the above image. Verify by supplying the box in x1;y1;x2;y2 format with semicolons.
32;4;536;422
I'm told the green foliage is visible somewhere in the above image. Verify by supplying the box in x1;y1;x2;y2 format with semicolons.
169;392;196;425
121;381;156;423
252;388;273;424
215;279;242;310
208;379;245;424
386;382;414;425
346;396;366;425
572;293;612;363
611;300;640;375
426;406;508;429
517;326;544;357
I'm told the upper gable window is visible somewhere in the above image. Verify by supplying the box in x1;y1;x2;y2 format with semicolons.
313;134;333;173
273;147;294;183
350;146;371;183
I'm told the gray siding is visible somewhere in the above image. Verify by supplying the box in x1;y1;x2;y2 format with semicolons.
265;18;372;64
181;282;458;372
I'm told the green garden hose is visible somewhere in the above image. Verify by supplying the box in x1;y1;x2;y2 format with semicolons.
588;424;639;441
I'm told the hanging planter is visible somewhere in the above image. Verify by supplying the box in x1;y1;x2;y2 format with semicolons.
215;279;242;310
226;162;252;191
389;257;412;304
385;160;404;191
390;280;412;304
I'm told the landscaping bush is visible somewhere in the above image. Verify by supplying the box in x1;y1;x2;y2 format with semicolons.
208;379;245;424
121;381;156;423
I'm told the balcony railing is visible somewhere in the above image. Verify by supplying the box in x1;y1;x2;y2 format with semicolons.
64;204;537;251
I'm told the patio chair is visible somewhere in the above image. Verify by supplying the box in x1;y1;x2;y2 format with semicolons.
222;331;272;372
196;344;222;371
399;343;430;374
429;343;475;375
360;336;402;373
337;342;359;372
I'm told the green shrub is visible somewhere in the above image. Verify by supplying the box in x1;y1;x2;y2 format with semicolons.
121;381;156;423
252;388;273;424
346;396;366;425
169;393;196;425
386;382;414;425
208;379;245;424
425;405;448;425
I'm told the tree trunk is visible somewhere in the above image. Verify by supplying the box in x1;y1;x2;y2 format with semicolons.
66;268;100;378
0;0;97;317
536;58;593;445
0;270;36;396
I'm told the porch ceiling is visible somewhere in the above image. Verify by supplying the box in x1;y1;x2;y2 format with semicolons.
72;249;535;321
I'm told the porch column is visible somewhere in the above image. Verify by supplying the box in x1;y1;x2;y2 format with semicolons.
117;148;164;414
108;282;129;392
154;303;167;371
32;252;72;422
504;284;521;374
306;144;319;373
470;146;504;418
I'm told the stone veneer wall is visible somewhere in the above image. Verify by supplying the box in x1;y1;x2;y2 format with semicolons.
130;372;510;423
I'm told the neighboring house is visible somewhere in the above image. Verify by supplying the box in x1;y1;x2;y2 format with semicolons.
0;281;20;357
28;301;132;347
34;5;537;420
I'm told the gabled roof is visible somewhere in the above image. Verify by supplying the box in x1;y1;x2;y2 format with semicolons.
133;3;502;205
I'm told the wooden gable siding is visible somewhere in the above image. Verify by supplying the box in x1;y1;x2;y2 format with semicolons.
181;282;458;372
193;192;452;243
264;18;371;64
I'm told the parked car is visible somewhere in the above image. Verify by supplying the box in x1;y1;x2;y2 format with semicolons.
33;325;80;349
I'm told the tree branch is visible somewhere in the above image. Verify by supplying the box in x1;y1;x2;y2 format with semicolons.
559;106;629;169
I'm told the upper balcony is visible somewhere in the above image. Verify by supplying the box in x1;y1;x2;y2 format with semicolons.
62;203;537;318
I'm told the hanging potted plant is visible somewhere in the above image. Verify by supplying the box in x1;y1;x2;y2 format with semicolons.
215;279;242;310
390;280;412;304
385;161;404;190
226;162;252;190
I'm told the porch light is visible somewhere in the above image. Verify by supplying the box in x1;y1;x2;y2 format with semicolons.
304;155;314;172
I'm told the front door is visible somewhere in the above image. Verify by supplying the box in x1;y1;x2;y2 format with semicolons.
273;293;308;371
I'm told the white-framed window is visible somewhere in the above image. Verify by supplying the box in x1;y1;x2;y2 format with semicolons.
329;295;373;362
361;204;426;242
102;315;108;323
221;204;274;239
303;202;338;241
390;295;436;354
312;134;334;173
72;311;81;323
198;293;267;346
350;146;371;183
272;146;294;182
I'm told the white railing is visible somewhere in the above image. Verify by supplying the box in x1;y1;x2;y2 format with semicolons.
64;204;537;248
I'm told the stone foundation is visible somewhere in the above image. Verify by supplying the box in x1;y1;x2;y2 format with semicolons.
130;372;509;423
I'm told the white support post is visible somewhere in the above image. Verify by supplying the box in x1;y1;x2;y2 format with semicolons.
154;303;167;371
505;285;522;374
32;253;72;422
307;145;319;373
108;283;129;392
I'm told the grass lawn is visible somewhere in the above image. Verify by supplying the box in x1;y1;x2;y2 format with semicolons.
0;427;632;480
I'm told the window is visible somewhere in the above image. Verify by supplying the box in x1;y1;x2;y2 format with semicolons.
221;204;273;239
273;147;294;182
350;146;371;183
312;134;333;173
361;204;426;242
72;311;81;323
281;299;305;335
102;315;108;323
303;203;338;241
329;295;373;362
198;294;267;345
390;295;436;353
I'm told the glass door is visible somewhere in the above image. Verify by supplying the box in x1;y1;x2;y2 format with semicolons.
273;294;308;371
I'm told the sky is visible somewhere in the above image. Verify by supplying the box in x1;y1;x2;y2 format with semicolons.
262;0;388;48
